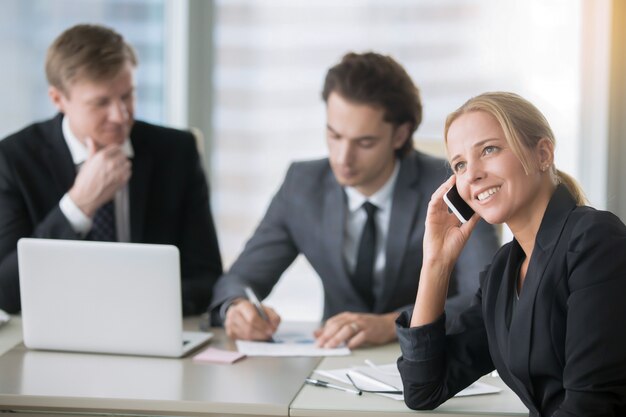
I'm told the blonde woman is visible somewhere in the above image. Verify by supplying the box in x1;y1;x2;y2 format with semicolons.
397;92;626;416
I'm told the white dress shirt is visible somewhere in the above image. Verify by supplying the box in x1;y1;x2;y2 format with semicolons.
58;116;133;242
343;160;401;300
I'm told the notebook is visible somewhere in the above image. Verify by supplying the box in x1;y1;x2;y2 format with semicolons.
17;238;212;357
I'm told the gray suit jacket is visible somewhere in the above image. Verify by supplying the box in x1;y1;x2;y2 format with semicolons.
210;150;499;324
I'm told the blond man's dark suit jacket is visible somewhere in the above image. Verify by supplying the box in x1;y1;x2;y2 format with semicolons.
0;114;222;315
397;185;626;416
210;150;500;323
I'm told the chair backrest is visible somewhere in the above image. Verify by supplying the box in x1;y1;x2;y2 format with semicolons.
189;126;206;164
415;139;446;158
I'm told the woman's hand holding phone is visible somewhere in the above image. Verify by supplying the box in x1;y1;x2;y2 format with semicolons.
422;176;480;272
411;176;481;327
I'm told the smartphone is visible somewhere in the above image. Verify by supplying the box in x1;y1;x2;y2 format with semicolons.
443;184;475;223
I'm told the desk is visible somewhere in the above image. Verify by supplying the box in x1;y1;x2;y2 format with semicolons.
0;318;528;417
290;342;529;417
0;315;22;356
0;317;320;417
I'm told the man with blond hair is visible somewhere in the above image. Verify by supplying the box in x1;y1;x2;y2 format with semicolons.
0;24;222;315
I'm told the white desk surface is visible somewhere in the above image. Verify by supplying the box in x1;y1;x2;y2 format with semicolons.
0;315;22;356
0;317;528;417
0;316;321;416
290;342;529;417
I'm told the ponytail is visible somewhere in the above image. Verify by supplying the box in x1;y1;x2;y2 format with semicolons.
555;169;587;206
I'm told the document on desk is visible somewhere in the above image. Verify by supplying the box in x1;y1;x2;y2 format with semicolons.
236;340;350;357
315;362;501;400
315;365;403;400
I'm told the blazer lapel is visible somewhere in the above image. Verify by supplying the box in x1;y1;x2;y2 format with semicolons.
494;241;520;338
41;114;76;192
491;241;532;401
128;136;153;242
378;158;421;312
507;186;577;398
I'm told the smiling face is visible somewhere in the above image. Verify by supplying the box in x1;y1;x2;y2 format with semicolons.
446;110;552;229
326;92;407;196
48;61;136;148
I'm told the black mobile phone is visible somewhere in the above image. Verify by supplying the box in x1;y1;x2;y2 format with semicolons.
443;184;475;223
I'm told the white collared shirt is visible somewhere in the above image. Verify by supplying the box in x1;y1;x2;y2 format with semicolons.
343;160;401;300
58;116;133;242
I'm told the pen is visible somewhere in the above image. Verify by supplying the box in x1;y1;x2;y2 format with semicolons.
244;286;275;342
305;378;362;395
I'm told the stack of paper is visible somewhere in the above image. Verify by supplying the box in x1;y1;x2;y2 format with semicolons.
315;364;404;400
235;327;352;357
315;362;501;400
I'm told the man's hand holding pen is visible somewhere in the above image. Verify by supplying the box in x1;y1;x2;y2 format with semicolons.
224;287;280;341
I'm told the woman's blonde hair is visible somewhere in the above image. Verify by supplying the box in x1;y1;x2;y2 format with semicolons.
444;92;586;205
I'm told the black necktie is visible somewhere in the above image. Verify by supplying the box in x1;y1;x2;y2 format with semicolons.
87;200;117;242
352;201;377;309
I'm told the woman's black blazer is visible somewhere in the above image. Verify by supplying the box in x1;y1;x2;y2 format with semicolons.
397;185;626;416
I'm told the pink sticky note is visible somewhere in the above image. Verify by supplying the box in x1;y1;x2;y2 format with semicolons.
193;347;246;364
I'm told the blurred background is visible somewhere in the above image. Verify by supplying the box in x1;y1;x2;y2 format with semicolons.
1;0;624;321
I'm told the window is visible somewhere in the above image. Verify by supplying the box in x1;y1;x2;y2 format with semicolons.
0;1;600;321
211;0;584;320
0;0;167;139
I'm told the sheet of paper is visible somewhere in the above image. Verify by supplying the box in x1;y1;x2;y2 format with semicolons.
273;330;317;344
193;347;246;364
236;340;350;357
354;363;403;389
315;362;501;400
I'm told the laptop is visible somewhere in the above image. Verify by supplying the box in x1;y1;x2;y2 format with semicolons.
17;238;212;357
